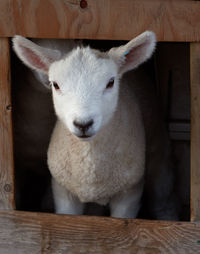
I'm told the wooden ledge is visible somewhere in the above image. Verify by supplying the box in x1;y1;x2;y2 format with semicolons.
0;0;200;41
0;210;200;253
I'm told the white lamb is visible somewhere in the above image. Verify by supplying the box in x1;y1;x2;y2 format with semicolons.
13;32;179;219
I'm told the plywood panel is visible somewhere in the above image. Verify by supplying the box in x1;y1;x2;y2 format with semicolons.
0;38;15;210
0;210;200;254
190;43;200;222
0;0;199;41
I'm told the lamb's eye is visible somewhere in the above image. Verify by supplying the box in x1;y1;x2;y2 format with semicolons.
50;81;60;90
106;78;114;89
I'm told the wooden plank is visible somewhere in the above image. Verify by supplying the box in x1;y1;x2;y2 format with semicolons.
0;0;199;41
0;38;15;210
0;210;200;254
190;43;200;222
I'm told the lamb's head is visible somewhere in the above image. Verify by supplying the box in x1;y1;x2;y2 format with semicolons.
13;31;156;140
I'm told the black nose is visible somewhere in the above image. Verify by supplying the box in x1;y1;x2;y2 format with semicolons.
73;119;94;132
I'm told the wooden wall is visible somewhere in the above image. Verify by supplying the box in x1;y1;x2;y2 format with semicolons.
190;43;200;222
0;38;15;210
0;210;200;254
0;0;200;253
0;0;199;41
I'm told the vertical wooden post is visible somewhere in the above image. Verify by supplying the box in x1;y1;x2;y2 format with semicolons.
190;43;200;221
0;38;15;210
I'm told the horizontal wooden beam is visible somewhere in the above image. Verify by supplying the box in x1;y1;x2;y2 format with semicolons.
0;210;200;253
0;0;200;41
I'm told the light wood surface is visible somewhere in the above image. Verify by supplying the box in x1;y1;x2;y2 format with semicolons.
0;0;199;41
0;38;15;210
0;1;199;252
0;210;200;254
190;43;200;222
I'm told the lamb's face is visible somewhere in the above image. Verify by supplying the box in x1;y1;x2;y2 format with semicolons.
49;47;119;140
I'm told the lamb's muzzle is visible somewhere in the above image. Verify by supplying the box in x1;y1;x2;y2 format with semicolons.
73;119;94;137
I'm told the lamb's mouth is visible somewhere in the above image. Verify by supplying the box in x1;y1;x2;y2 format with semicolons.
72;131;96;140
75;133;95;141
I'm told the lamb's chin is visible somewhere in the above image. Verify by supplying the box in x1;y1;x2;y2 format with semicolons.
77;136;94;141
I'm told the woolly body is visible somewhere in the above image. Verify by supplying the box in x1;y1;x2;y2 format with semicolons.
48;81;145;205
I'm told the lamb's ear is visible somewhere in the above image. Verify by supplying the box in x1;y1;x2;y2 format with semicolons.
108;31;156;76
12;35;61;74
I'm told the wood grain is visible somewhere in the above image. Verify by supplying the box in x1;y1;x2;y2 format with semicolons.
0;210;199;254
190;43;200;222
0;38;15;210
0;0;199;41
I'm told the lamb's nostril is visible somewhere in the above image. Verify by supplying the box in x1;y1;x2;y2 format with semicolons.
73;119;94;132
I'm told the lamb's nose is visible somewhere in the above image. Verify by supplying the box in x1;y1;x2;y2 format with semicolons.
73;119;94;132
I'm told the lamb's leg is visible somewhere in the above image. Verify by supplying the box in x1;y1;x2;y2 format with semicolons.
52;178;84;215
110;181;144;218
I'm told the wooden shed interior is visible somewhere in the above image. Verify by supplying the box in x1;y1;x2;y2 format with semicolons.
0;0;200;253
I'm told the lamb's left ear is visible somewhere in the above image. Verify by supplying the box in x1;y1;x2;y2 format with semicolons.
108;31;156;75
12;35;61;74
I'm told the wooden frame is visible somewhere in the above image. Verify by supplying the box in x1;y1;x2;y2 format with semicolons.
0;0;200;253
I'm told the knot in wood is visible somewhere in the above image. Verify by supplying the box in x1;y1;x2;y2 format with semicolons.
4;183;12;193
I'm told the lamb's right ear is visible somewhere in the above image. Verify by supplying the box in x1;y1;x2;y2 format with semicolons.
108;31;156;76
12;35;61;74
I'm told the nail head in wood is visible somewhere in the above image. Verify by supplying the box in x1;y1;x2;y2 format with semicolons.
80;0;87;9
6;105;12;111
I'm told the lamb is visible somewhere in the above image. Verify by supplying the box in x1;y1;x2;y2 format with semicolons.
13;31;179;219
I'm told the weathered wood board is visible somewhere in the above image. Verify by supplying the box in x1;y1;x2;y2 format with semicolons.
190;43;200;222
0;210;200;254
0;38;15;210
0;0;200;41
